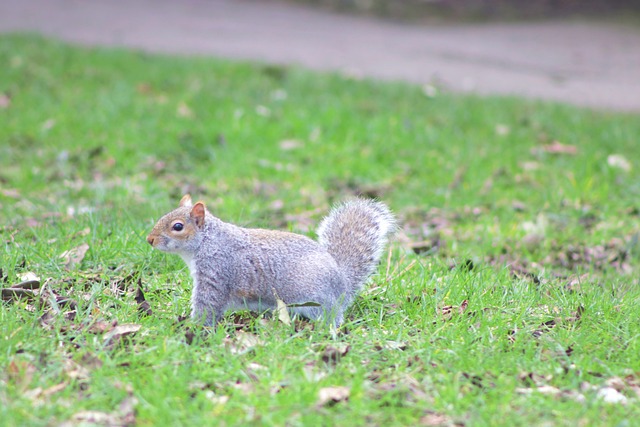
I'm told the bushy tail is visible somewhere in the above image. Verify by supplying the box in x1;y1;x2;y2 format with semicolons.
317;198;397;294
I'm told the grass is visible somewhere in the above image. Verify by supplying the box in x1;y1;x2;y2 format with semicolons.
1;34;640;426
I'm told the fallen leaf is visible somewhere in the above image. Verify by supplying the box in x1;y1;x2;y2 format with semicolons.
317;386;350;407
272;287;291;326
177;101;194;118
420;411;461;426
0;92;11;109
9;279;41;290
17;272;40;282
205;391;229;405
1;188;20;198
495;124;510;136
516;385;585;403
65;411;115;426
80;352;104;371
62;359;89;381
42;382;67;397
60;243;90;270
375;340;407;351
224;331;264;355
539;141;578;155
63;389;137;427
88;320;118;334
597;387;628;404
607;154;631;172
135;281;153;316
42;118;56;131
279;139;303;151
7;359;36;391
103;324;142;348
2;287;36;302
320;343;351;365
255;105;271;117
422;84;437;98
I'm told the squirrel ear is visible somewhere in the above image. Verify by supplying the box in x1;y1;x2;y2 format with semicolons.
179;194;193;208
191;202;206;228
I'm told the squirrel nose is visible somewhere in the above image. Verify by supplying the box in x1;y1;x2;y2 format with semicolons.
147;235;155;246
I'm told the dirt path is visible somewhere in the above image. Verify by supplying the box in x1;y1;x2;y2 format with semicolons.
1;0;639;111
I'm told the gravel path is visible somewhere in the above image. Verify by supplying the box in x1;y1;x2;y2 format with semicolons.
2;0;639;111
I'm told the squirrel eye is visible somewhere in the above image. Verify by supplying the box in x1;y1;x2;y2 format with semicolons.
172;222;184;232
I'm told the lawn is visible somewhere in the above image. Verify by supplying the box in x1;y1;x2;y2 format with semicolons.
1;34;640;426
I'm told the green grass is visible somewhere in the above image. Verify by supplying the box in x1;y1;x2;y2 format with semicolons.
1;34;640;426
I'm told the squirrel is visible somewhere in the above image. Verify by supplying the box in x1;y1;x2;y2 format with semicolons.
147;194;397;327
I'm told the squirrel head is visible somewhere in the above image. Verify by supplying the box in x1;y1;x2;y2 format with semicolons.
147;194;207;256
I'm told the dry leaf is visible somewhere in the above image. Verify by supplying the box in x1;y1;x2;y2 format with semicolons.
177;101;194;118
60;243;90;270
42;382;68;397
539;141;578;155
255;105;271;117
7;360;36;391
10;279;41;290
279;139;302;151
375;341;407;351
1;188;20;198
321;344;351;364
317;386;350;407
63;390;137;427
597;387;628;404
272;287;291;326
17;272;40;282
103;324;142;348
2;287;36;302
0;92;11;109
135;281;153;316
224;331;264;355
495;124;510;136
607;154;631;172
420;411;461;426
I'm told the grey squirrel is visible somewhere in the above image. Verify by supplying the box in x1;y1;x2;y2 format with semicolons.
147;195;397;326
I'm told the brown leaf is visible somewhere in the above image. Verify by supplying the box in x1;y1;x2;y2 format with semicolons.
2;287;36;302
88;320;118;334
321;344;351;365
64;389;137;427
177;101;194;118
224;331;264;355
317;386;350;407
420;411;463;426
103;324;142;348
0;92;11;109
62;359;90;381
273;293;291;326
9;279;41;290
539;141;578;155
80;352;104;371
279;139;303;151
42;382;67;397
1;188;20;198
7;359;36;391
607;154;631;172
60;243;90;270
374;341;407;351
135;280;153;316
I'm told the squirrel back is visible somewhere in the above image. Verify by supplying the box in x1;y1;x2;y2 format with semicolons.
147;195;397;326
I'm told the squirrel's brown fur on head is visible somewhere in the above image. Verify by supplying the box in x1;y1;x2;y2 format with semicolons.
146;194;207;252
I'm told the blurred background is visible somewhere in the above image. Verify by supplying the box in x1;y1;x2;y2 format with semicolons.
279;0;640;21
2;0;639;112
